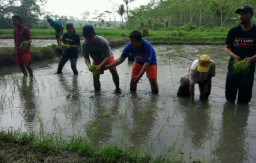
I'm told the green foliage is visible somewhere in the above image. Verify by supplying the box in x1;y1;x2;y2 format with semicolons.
127;0;255;29
0;46;57;67
30;46;56;61
0;47;16;66
180;22;196;31
0;0;45;28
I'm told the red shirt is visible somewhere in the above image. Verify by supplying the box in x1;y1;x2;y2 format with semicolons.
13;25;31;55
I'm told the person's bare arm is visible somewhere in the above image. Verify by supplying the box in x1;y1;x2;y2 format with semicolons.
132;62;150;83
224;44;240;61
105;57;126;69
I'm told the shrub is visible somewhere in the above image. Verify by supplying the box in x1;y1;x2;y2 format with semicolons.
0;46;57;67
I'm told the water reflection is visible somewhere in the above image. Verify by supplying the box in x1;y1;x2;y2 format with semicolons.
183;102;211;148
86;94;120;144
214;103;249;162
18;76;37;128
129;95;158;146
57;75;81;124
58;75;79;101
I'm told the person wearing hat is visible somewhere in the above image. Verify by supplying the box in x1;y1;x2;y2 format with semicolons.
105;30;159;94
47;17;64;45
224;5;256;104
56;23;80;75
12;15;33;76
177;54;215;104
81;25;121;93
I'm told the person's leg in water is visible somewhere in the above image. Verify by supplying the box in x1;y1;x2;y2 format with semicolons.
19;64;28;76
57;56;69;74
55;33;61;46
93;71;101;91
70;58;78;75
198;79;212;101
149;78;159;94
107;56;121;93
25;64;33;76
19;54;33;76
146;64;158;94
225;70;240;103
177;73;190;97
109;67;121;93
237;71;254;104
130;63;140;93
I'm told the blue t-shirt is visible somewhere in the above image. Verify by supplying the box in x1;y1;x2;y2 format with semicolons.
50;20;63;33
121;40;157;65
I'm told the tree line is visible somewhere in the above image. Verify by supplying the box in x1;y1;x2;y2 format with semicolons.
1;0;256;29
128;0;256;30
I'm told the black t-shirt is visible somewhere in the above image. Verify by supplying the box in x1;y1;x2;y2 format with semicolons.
62;33;80;58
225;25;256;72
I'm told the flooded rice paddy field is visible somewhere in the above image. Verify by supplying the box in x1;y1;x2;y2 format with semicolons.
0;44;256;162
0;39;56;47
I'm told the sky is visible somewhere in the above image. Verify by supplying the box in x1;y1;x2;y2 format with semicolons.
44;0;151;20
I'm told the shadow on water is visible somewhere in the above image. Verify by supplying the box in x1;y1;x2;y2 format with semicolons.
214;102;250;163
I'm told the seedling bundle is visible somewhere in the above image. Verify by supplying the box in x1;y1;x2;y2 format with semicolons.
232;60;249;73
89;65;97;72
20;40;28;51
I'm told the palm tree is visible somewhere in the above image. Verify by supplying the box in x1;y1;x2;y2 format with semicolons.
123;0;136;28
117;4;125;25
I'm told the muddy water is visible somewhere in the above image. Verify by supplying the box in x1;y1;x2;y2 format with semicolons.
0;45;256;162
0;39;56;47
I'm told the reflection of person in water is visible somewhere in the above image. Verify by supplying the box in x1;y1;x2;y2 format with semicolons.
182;102;211;148
58;75;79;100
214;103;249;162
129;95;158;146
85;95;120;144
18;76;37;127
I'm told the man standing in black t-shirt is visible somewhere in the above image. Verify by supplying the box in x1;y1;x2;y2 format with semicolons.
224;5;256;104
56;23;80;75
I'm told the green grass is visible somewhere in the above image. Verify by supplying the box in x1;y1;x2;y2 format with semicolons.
0;130;152;162
0;27;229;44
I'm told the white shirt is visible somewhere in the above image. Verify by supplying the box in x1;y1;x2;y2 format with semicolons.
188;59;215;85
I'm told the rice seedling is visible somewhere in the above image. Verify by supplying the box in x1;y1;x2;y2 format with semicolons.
0;96;4;110
232;60;249;73
89;65;97;72
37;115;47;140
61;43;70;48
102;109;110;117
20;40;28;51
52;111;60;130
119;98;131;118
